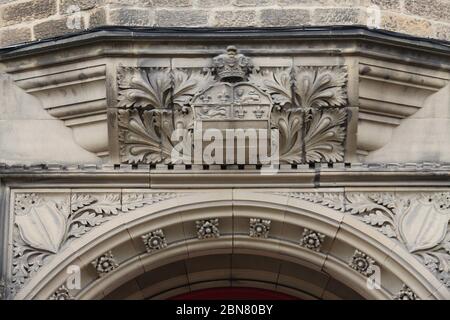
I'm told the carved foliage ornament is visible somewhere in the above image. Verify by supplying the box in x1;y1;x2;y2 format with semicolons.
349;250;377;277
49;285;74;300
196;218;220;239
117;46;348;164
393;285;418;300
9;192;179;298
283;192;450;289
142;229;167;253
92;251;119;277
249;218;271;238
299;228;326;252
118;67;213;164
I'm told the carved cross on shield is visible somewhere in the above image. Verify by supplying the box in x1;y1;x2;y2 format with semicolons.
191;83;272;122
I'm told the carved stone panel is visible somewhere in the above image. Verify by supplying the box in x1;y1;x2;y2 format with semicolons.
7;191;180;299
116;46;349;165
280;191;450;289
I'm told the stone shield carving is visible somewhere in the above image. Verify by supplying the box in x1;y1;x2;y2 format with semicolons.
8;192;180;298
117;46;348;164
15;197;66;254
399;194;450;253
191;83;272;121
282;191;450;289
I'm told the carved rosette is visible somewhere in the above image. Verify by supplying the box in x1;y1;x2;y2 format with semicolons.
249;218;271;238
92;251;119;277
142;229;167;253
8;191;180;299
49;285;74;300
0;279;5;300
349;250;377;277
196;218;220;239
279;191;450;289
393;285;419;300
299;228;325;252
117;47;348;165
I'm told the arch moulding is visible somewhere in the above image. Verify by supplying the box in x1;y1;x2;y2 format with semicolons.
5;189;449;300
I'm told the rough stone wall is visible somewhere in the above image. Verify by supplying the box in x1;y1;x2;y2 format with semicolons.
0;0;449;47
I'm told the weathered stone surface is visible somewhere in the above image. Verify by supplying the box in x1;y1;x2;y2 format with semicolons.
0;26;31;46
369;0;401;10
105;0;152;6
60;0;99;12
259;8;310;26
110;8;153;26
404;0;450;23
0;74;101;164
435;23;450;41
153;0;192;7
156;9;208;27
1;0;56;26
313;8;362;25
381;12;433;37
233;0;274;6
196;0;231;7
213;9;256;27
88;7;107;28
34;17;83;40
277;0;366;5
367;85;450;162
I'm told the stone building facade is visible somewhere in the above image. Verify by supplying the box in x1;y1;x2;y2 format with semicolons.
0;1;450;300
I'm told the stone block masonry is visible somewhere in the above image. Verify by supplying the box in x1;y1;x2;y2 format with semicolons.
0;0;449;47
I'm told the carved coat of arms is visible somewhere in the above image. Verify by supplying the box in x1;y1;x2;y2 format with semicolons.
117;46;348;164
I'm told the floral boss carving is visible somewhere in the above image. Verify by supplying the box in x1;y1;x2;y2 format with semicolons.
117;46;348;165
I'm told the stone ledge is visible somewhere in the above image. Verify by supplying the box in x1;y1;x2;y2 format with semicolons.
1;161;450;172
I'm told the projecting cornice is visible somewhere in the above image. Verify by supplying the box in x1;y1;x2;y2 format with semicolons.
1;26;450;70
1;27;450;164
1;163;450;188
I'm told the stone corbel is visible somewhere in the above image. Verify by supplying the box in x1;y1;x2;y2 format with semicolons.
357;63;449;159
11;64;109;158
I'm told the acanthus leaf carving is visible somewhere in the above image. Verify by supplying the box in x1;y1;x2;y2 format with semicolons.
117;67;172;109
248;68;292;107
294;66;347;109
172;68;216;107
117;49;349;165
271;108;303;163
119;108;192;164
304;108;347;162
118;67;208;164
278;191;450;289
9;191;182;298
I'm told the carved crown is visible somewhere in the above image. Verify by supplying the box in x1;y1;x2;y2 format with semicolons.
212;46;252;82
